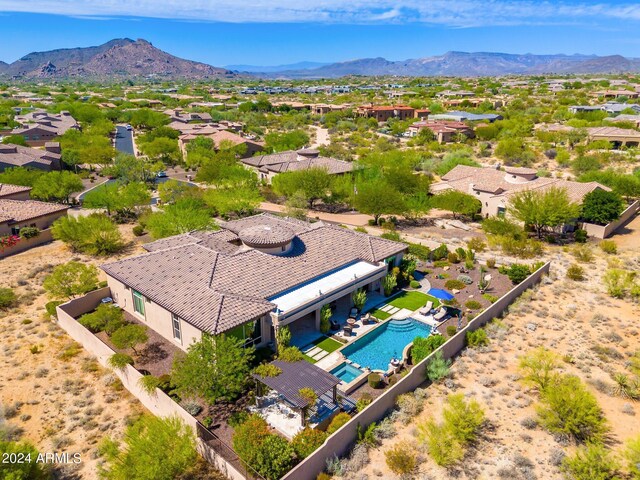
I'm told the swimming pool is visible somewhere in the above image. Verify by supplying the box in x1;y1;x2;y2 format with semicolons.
342;318;432;371
330;362;364;383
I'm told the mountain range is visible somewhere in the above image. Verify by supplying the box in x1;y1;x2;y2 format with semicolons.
1;40;639;80
0;38;236;80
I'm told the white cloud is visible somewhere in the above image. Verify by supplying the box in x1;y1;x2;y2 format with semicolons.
0;0;639;26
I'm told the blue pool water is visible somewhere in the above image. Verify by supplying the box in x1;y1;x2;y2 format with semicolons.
330;362;364;383
342;318;432;371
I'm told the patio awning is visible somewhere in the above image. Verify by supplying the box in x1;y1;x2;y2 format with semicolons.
252;360;341;408
269;261;384;314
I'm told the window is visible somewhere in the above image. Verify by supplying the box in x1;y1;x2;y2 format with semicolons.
172;313;182;342
227;320;262;347
132;290;145;317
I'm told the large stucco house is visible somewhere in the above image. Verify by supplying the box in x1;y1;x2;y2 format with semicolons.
432;165;609;218
101;214;406;351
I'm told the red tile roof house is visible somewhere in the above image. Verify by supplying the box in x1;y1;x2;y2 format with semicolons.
101;214;407;351
242;148;354;183
355;105;415;122
408;120;475;143
178;129;264;159
432;165;609;220
0;143;62;172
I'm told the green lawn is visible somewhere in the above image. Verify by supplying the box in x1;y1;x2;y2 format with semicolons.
301;335;344;364
368;308;392;320
368;291;441;320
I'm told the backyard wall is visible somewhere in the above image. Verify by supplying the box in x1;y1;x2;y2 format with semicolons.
55;288;248;480
0;229;54;259
282;261;551;480
582;200;640;239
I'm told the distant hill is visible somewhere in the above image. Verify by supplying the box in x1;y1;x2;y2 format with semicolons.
258;51;640;78
224;61;329;73
0;38;237;80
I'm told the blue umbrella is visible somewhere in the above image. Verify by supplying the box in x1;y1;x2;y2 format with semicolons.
428;288;455;301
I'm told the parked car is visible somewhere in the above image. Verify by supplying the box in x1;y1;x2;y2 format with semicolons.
125;124;133;131
156;171;168;178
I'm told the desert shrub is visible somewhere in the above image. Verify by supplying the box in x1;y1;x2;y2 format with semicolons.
537;375;607;442
625;435;640;478
561;443;619;480
444;279;465;290
518;347;560;391
447;252;460;264
466;328;489;347
232;414;270;466
385;441;417;475
457;274;473;285
482;293;498;303
380;231;401;241
51;213;125;256
482;216;522;237
292;428;327;459
138;375;160;395
431;243;449;261
326;412;351;435
45;300;63;318
18;227;40;239
409;280;421;289
0;440;50;480
356;422;378;449
426;351;451;382
599;240;617;255
253;363;282;377
411;335;446;364
603;269;633;298
78;304;125;333
494;236;544;258
419;421;464;467
107;353;134;371
446;325;458;337
407;242;430;260
567;264;586;281
396;393;423;420
0;288;17;309
443;393;486;444
132;225;145;236
486;258;496;268
467;237;486;252
572;245;594;263
574;229;588;243
368;373;383;389
505;264;531;284
356;393;372;412
465;300;482;310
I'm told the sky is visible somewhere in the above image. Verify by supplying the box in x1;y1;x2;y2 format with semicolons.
0;1;639;66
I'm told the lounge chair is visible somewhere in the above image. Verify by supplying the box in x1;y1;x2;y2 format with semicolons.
434;307;448;321
343;325;353;337
419;301;433;316
361;313;371;324
349;307;359;319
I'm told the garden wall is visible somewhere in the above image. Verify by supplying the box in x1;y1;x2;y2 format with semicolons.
282;261;551;480
582;200;640;239
55;288;248;480
0;229;54;259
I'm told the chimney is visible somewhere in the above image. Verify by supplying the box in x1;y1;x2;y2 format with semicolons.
45;142;61;154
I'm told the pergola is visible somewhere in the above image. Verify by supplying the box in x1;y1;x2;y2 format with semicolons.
252;360;341;426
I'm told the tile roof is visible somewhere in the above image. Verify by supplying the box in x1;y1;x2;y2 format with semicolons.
0;184;32;198
0;199;69;223
0;144;61;169
102;214;406;335
242;150;354;175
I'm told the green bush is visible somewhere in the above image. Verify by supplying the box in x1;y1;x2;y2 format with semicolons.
278;346;304;362
486;258;496;268
561;444;619;480
254;363;282;377
409;280;421;289
506;264;531;284
599;240;617;255
385;441;417;475
625;435;640;478
572;245;594;263
45;300;63;318
537;375;607;443
566;264;586;281
467;237;486;252
253;434;296;480
326;412;351;434
432;243;449;261
574;228;588;243
0;440;50;480
407;242;430;260
19;227;40;239
138;375;161;394
466;328;489;347
444;279;465;290
368;372;383;389
132;225;145;236
108;353;134;370
51;213;125;256
426;351;451;382
232;414;270;465
457;274;472;285
446;326;457;337
447;252;460;264
380;231;401;242
228;412;250;429
0;287;17;309
482;216;522;237
356;393;373;412
442;393;486;444
292;428;327;458
411;335;446;364
78;304;125;334
482;293;498;304
465;300;482;310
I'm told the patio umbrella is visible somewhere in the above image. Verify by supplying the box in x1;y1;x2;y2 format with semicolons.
428;288;455;301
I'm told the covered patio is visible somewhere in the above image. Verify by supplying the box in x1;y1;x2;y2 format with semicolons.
251;360;356;438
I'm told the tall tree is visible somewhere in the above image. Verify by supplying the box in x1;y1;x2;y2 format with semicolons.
353;178;405;224
171;334;254;403
581;189;624;226
144;198;215;239
31;171;84;203
43;262;99;299
271;168;332;208
430;190;481;219
509;187;581;238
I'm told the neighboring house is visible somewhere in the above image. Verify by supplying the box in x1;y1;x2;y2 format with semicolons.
568;105;602;114
593;90;640;100
0;143;62;172
242;148;354;183
101;214;406;351
0;184;32;201
164;108;213;123
178;130;264;158
432;165;609;218
587;126;640;147
355;105;415;122
407;120;475;143
429;111;503;123
570;103;640;115
11;110;79;146
604;114;640;128
436;90;475;98
0;196;69;236
311;104;348;115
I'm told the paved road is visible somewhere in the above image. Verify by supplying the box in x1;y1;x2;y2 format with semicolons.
115;125;135;155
